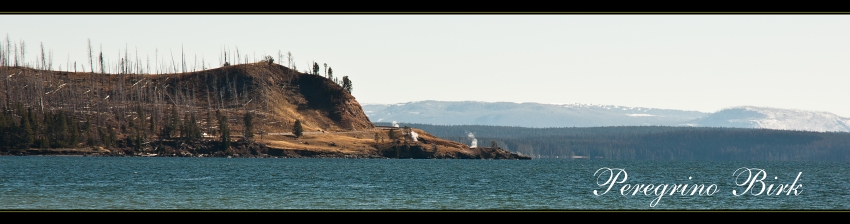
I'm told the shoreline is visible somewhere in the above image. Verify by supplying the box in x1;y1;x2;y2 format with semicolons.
0;140;531;160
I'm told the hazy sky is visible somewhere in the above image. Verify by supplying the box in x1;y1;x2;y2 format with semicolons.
2;15;849;117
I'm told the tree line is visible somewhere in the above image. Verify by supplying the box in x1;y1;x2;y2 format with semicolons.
0;99;259;154
379;122;850;161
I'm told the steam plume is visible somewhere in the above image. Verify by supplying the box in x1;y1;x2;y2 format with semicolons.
467;132;477;148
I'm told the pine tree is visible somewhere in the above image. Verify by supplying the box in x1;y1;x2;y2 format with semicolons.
134;132;143;151
107;126;117;149
207;110;216;137
0;108;6;129
68;113;79;148
388;129;397;141
27;107;39;142
37;137;48;149
128;113;136;130
0;108;7;148
136;106;146;136
243;112;254;141
162;105;178;138
188;114;201;141
293;119;303;138
181;114;190;139
51;112;68;148
263;55;274;65
219;114;230;149
342;76;352;93
403;126;411;142
149;113;156;136
84;117;96;147
17;107;33;149
99;127;108;148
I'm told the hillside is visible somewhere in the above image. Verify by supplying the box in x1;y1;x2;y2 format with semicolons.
0;63;527;159
1;62;371;132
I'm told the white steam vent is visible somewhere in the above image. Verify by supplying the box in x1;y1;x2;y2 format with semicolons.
467;132;477;148
410;130;419;142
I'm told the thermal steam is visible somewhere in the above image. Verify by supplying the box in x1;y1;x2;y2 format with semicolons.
467;132;477;148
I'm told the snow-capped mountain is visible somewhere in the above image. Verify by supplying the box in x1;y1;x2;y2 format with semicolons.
688;106;850;132
363;101;708;128
363;101;850;132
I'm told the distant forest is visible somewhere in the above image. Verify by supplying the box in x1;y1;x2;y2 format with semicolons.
376;122;850;161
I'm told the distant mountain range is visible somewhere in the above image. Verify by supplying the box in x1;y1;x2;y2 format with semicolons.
686;106;850;132
362;101;850;132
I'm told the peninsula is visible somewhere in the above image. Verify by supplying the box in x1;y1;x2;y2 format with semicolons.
0;58;529;159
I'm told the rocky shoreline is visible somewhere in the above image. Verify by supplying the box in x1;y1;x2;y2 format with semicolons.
0;139;531;160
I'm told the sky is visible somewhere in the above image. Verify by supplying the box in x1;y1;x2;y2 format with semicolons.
2;14;849;117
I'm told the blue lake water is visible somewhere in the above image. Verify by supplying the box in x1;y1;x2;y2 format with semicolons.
0;157;847;210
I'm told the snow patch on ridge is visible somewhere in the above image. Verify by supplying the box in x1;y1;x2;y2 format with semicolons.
695;106;850;132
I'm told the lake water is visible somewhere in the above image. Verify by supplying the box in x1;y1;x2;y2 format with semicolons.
0;157;847;210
